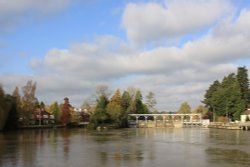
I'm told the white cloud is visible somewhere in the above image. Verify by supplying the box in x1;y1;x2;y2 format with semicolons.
122;0;232;43
26;6;250;110
1;1;250;111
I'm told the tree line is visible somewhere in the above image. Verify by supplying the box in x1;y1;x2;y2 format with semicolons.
0;81;39;130
0;81;157;130
203;66;250;121
1;66;248;131
87;85;156;129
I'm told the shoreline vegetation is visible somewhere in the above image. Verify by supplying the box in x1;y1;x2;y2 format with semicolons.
12;121;250;131
1;66;250;132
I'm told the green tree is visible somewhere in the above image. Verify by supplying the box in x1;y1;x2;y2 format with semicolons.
212;74;245;120
0;85;19;130
237;66;250;106
120;91;131;127
0;85;9;130
202;80;220;111
89;94;110;129
49;101;60;123
121;91;131;112
12;87;21;119
246;115;250;122
128;90;148;114
178;102;191;114
3;95;19;130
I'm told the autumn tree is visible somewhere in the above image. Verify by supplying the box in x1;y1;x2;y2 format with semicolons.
60;97;71;126
192;105;212;120
106;89;124;127
21;80;38;125
178;102;191;114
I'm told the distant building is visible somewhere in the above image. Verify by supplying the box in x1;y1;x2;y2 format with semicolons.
73;108;90;123
241;108;250;123
31;108;55;125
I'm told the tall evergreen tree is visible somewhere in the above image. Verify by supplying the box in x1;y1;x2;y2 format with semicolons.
121;91;131;112
4;95;19;130
237;66;250;106
89;92;110;128
203;80;220;111
133;90;148;114
0;85;19;130
212;73;245;120
12;87;21;118
0;85;9;130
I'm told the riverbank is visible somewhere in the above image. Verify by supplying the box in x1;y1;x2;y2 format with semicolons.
208;122;250;130
8;122;89;130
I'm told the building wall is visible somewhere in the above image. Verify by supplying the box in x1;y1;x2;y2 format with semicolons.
241;115;250;123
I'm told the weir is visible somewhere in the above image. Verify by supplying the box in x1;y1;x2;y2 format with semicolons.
128;113;202;128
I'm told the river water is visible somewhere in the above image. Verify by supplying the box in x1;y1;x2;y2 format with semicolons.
0;128;250;167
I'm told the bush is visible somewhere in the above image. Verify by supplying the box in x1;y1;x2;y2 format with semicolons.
217;116;228;123
246;116;250;122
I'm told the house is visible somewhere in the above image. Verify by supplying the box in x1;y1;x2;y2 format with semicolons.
32;108;55;125
241;108;250;123
74;108;90;123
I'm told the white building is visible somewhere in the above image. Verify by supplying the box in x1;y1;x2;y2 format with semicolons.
241;108;250;123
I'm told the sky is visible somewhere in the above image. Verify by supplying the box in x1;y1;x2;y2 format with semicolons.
0;0;250;111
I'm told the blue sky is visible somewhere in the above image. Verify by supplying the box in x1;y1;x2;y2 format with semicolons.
1;0;250;111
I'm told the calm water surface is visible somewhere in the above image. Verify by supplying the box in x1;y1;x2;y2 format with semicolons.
0;128;250;167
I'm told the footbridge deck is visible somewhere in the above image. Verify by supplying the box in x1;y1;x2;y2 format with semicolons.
128;113;202;128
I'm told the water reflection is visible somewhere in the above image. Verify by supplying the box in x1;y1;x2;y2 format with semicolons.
206;148;250;166
61;129;70;161
0;128;250;167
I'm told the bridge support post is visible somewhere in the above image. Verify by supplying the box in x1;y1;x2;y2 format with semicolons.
135;116;139;128
190;115;193;126
181;116;184;123
154;116;157;127
163;116;166;127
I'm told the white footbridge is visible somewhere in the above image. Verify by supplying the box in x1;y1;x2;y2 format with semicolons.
128;113;202;128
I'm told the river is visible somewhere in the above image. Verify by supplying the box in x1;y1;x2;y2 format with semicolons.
0;128;250;167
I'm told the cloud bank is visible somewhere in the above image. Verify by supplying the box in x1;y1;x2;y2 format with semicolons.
1;0;250;111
